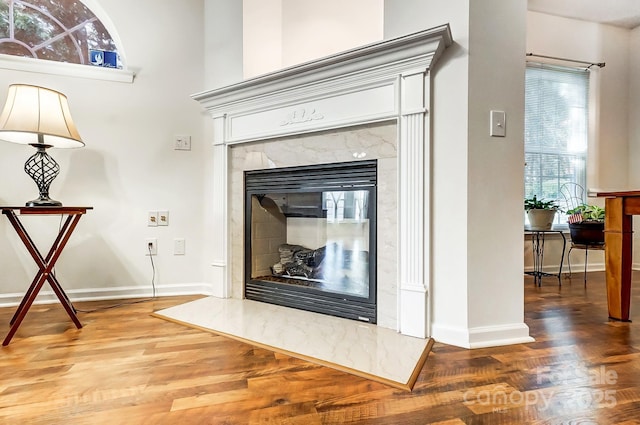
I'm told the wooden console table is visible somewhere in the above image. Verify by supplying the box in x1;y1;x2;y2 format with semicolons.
596;191;638;321
1;206;92;345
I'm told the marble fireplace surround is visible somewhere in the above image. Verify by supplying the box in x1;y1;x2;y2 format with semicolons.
193;24;452;338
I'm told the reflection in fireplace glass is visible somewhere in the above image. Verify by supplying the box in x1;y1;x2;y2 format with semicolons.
251;190;370;298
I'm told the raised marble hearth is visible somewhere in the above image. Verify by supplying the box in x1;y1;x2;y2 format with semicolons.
154;296;433;390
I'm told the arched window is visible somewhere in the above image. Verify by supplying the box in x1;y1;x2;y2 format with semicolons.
0;0;121;68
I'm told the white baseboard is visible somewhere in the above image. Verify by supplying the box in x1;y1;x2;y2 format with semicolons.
524;263;605;274
525;264;640;274
0;283;214;308
431;322;535;349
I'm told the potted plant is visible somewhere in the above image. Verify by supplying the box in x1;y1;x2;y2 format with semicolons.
566;204;605;245
525;195;559;230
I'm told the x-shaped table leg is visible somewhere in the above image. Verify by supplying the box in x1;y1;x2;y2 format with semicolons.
3;210;84;346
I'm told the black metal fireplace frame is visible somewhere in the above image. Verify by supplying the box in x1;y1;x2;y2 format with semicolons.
244;160;377;323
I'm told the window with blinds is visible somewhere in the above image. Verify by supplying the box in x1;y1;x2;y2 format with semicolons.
524;63;590;224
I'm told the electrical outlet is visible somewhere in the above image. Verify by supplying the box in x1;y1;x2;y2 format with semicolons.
158;210;169;226
145;238;157;256
175;135;191;151
148;211;158;227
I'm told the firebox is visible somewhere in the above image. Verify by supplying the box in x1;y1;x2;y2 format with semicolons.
244;160;377;323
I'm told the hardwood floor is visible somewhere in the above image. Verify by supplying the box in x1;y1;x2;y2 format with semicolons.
1;272;639;424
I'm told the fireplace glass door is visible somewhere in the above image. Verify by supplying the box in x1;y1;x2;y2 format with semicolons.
245;160;377;323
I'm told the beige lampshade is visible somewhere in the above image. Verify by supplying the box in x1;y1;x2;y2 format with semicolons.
0;84;84;148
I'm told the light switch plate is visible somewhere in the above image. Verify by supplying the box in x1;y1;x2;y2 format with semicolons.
490;110;506;137
174;238;185;255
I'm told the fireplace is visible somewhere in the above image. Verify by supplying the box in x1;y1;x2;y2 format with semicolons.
244;160;377;322
192;25;453;337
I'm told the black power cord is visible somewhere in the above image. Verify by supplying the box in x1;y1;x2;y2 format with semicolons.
147;241;157;298
72;241;157;314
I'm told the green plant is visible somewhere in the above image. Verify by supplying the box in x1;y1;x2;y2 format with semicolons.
566;204;605;222
524;195;559;212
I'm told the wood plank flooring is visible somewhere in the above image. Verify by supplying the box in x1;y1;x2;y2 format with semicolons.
1;272;639;424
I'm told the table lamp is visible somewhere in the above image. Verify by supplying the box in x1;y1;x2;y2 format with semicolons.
0;84;84;207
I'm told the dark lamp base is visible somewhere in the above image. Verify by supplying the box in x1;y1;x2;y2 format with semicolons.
24;143;63;208
26;197;63;207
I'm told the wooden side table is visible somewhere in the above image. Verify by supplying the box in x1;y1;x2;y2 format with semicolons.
1;206;92;345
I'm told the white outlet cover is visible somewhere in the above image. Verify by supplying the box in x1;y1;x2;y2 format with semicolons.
148;211;158;227
174;238;185;255
158;210;169;226
145;238;157;255
175;135;191;151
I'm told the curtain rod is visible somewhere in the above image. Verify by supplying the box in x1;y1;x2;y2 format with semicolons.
526;53;605;69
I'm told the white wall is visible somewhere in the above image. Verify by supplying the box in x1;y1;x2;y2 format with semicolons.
384;0;531;348
466;0;528;337
596;26;630;190
243;0;283;78
628;26;640;269
281;0;383;68
205;0;243;89
242;0;384;78
630;28;640;189
0;0;207;304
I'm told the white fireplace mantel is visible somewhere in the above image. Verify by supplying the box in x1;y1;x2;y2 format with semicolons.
193;24;452;338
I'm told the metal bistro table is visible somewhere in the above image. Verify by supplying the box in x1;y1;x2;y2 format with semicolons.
525;226;566;286
1;206;92;345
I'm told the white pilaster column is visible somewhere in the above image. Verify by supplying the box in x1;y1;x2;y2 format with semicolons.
210;115;230;298
398;69;430;338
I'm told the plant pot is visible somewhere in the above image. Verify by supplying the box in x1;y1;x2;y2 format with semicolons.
527;209;556;230
568;221;605;245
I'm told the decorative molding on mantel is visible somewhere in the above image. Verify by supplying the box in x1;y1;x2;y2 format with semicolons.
192;24;452;145
280;108;324;127
193;24;453;338
193;24;451;105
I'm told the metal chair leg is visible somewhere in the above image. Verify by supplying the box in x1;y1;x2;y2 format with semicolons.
584;248;588;286
567;246;573;277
